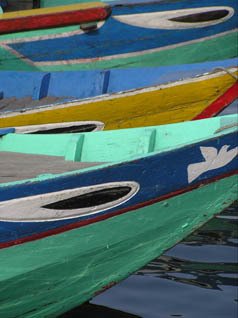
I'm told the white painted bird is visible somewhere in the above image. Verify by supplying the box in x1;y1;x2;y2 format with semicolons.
187;145;238;183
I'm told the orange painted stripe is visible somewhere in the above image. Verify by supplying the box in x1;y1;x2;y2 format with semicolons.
194;82;238;120
0;3;111;34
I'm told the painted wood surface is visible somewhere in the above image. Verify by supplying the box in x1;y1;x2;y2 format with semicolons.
0;116;237;317
0;0;237;71
0;114;237;234
0;127;14;136
0;68;237;128
0;177;236;318
0;2;111;34
0;58;237;101
194;82;238;119
41;0;117;6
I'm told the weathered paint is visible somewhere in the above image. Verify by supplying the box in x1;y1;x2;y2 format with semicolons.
0;175;237;318
0;0;237;71
0;3;111;34
0;58;237;100
0;115;237;316
113;6;234;30
0;115;237;242
194;82;238;119
0;70;236;128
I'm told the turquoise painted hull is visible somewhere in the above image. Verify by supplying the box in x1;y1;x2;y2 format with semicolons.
0;175;237;318
0;116;237;317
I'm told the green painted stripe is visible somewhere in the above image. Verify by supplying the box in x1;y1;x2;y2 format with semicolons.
0;47;37;71
0;175;237;317
0;25;80;41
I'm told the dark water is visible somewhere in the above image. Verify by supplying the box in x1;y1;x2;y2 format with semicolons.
61;201;238;318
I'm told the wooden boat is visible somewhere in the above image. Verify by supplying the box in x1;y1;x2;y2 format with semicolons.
0;0;237;71
0;115;237;317
0;63;237;129
0;58;237;107
0;2;111;34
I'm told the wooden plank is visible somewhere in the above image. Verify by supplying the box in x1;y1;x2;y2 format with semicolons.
0;152;101;183
0;2;111;34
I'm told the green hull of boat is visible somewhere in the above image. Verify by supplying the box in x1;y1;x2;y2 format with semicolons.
0;175;237;318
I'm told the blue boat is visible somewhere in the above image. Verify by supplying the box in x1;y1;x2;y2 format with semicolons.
0;0;237;71
0;115;237;317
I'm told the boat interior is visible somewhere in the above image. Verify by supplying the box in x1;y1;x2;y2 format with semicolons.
0;115;237;184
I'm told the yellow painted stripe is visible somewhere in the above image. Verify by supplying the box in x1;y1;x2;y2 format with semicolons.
0;2;106;20
0;72;236;129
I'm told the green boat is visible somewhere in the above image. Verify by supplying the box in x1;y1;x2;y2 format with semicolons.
0;115;237;317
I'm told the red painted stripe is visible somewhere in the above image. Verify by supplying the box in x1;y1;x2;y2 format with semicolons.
193;82;238;120
0;7;111;34
0;169;237;250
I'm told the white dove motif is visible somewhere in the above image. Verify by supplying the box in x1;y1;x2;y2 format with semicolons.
187;145;238;183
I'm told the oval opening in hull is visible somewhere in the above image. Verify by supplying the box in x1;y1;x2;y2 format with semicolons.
0;181;140;222
170;10;230;23
43;186;132;210
14;121;104;134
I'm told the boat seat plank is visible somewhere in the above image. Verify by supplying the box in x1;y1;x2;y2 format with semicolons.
0;96;67;114
0;152;101;183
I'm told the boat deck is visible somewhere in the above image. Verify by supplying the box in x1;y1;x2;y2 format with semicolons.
0;152;100;184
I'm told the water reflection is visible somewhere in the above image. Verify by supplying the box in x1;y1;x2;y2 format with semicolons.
60;302;140;318
138;255;237;290
61;201;237;317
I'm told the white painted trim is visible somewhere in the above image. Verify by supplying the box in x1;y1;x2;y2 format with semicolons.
13;121;105;133
113;6;234;30
0;181;140;222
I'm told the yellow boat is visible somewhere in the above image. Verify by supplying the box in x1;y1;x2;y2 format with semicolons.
0;66;237;130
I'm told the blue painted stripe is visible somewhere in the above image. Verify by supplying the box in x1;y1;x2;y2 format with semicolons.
0;128;15;136
7;0;237;63
0;131;237;243
0;58;237;102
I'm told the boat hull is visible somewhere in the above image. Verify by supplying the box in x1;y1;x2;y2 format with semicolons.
0;70;236;128
0;0;237;71
0;175;237;318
